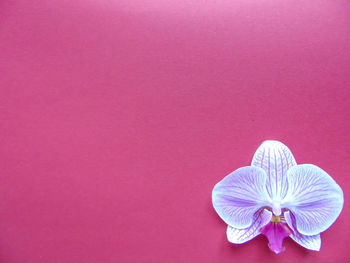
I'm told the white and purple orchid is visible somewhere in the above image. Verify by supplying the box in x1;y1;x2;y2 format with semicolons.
212;140;344;254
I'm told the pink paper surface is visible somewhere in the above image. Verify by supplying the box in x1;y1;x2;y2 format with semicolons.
0;0;349;262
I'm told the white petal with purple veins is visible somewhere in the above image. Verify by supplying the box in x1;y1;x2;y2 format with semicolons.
251;140;297;200
291;233;321;251
227;209;272;244
212;166;270;229
283;164;344;236
284;211;321;251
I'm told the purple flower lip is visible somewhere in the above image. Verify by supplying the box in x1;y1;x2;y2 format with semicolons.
212;140;344;253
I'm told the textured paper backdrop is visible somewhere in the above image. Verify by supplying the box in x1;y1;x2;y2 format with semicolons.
0;0;349;262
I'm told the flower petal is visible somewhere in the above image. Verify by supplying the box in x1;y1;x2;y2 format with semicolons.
227;209;272;244
283;164;344;235
284;211;321;251
291;233;321;251
251;140;297;200
212;166;270;229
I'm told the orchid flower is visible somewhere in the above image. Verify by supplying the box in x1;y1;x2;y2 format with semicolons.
212;140;343;254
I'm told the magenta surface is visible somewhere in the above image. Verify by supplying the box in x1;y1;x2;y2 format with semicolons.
0;0;350;262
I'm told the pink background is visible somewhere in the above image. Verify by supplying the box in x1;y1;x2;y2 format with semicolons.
1;0;350;262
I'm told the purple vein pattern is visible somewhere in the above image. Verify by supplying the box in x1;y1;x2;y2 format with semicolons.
251;141;296;200
284;210;321;250
283;164;343;235
227;209;272;244
212;166;269;229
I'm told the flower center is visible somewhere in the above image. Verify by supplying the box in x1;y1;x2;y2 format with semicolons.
271;215;281;223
